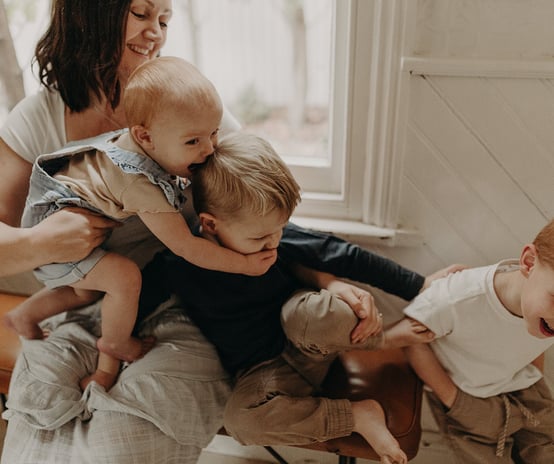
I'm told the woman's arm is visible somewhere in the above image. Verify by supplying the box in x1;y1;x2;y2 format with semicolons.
531;353;545;371
280;222;424;299
0;138;31;226
280;222;463;300
0;138;116;276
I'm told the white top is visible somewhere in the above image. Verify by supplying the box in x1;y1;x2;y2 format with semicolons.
404;260;554;398
0;89;66;163
0;88;241;163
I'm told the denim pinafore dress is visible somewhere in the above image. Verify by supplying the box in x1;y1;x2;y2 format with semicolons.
22;129;188;288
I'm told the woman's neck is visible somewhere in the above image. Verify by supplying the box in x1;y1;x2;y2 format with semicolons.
64;97;127;142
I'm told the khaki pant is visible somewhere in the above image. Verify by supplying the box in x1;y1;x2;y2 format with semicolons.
223;289;383;446
426;379;554;464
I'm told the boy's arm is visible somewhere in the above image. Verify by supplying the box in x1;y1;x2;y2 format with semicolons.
403;343;458;408
281;222;461;300
291;264;382;342
138;211;276;276
531;353;545;372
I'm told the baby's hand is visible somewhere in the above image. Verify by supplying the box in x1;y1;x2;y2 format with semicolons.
242;249;278;276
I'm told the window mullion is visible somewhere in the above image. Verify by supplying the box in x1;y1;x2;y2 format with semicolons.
359;0;412;228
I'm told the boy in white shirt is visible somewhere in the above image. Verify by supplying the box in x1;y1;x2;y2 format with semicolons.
403;220;554;463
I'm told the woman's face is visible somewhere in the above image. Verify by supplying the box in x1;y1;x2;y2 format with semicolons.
120;0;173;79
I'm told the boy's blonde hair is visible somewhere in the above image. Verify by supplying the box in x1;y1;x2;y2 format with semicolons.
533;219;554;269
123;56;222;127
192;132;301;220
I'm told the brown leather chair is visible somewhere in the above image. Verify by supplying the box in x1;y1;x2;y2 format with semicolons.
0;292;423;463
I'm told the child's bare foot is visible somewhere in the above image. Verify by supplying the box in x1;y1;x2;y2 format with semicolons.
352;399;407;464
80;369;119;391
97;335;155;362
382;317;434;349
3;310;47;339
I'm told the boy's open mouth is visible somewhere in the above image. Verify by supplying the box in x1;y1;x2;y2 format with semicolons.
540;318;554;336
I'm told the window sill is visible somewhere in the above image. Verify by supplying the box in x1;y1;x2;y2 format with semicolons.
291;216;423;247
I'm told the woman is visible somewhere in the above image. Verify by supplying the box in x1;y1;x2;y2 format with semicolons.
0;1;236;462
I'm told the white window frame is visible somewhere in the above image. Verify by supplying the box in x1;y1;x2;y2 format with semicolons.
293;0;417;244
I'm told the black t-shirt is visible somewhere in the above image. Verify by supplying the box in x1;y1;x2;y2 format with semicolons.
139;222;424;376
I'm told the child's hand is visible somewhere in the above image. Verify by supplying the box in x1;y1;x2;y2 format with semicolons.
242;248;278;276
326;280;383;343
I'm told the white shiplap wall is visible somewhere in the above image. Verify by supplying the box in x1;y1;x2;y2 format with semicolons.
360;1;554;460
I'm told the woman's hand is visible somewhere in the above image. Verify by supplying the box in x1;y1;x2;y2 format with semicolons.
422;263;467;292
326;279;383;344
33;207;119;264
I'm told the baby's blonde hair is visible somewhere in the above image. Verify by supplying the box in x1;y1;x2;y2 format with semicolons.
123;56;222;128
192;132;301;220
533;219;554;269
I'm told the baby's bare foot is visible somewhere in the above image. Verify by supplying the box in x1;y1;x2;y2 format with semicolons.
382;317;434;349
3;311;46;339
140;336;156;355
97;335;156;362
352;399;407;464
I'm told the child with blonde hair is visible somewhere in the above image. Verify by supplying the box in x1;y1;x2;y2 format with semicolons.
4;57;276;390
141;131;438;464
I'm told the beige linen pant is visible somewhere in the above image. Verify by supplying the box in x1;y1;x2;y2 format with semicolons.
426;378;554;464
223;289;383;446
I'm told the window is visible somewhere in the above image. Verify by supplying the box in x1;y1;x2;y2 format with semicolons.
166;0;342;211
168;0;410;231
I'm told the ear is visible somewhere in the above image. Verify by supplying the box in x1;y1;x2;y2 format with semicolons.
198;212;218;236
130;125;154;151
520;244;537;277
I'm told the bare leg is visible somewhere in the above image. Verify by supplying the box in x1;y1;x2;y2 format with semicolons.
351;399;407;464
72;252;154;362
3;286;100;339
381;317;434;350
96;334;156;362
80;352;121;391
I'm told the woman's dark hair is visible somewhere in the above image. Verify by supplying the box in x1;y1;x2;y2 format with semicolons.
34;0;132;112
